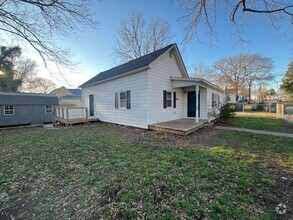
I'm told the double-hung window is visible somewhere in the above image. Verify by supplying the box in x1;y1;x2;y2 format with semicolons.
119;92;127;109
4;105;14;115
45;105;53;114
212;93;220;107
166;92;172;107
115;91;131;109
163;90;176;109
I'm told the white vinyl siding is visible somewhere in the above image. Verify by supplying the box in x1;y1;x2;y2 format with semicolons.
82;71;148;128
147;50;184;124
4;105;14;115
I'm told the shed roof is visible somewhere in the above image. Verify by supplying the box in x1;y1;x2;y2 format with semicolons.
0;92;59;105
80;44;177;88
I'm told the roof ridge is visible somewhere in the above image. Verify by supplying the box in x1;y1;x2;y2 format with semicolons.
80;43;176;87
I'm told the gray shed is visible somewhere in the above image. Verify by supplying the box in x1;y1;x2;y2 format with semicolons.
0;92;59;127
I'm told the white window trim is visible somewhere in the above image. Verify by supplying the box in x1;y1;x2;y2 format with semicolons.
4;105;15;116
45;105;53;114
119;91;127;109
166;91;172;108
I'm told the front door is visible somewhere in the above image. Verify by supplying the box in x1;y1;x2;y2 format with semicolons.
187;91;200;117
89;94;94;117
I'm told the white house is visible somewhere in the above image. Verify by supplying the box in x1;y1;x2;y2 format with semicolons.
50;87;82;107
80;44;224;130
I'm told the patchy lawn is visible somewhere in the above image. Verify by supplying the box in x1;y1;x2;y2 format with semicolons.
0;123;292;219
227;115;293;133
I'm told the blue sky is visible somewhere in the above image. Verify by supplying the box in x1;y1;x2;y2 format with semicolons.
23;1;293;89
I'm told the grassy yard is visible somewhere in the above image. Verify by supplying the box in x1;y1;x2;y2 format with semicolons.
0;123;292;219
228;115;293;133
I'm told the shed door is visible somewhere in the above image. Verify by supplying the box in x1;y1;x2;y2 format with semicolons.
89;94;94;117
31;106;43;123
17;106;31;124
187;91;200;118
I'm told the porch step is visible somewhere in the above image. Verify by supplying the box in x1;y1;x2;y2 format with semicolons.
148;119;207;135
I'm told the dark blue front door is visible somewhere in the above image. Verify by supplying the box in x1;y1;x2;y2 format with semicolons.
187;91;200;117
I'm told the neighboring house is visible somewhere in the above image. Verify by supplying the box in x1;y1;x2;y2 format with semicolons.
80;43;224;129
50;87;82;107
0;92;58;127
227;89;245;103
227;89;238;103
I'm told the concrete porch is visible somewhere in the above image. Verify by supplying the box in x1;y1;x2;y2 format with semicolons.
148;118;208;135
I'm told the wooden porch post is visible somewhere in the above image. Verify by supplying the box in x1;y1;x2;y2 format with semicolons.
195;84;199;123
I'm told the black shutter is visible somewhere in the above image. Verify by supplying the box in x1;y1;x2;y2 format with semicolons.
115;92;118;109
163;90;167;109
173;92;176;108
126;90;131;109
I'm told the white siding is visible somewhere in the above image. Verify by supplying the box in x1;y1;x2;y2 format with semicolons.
82;71;148;128
147;52;184;124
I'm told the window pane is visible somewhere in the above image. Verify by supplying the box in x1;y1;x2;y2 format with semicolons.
46;105;52;113
120;92;127;108
120;92;126;99
121;100;126;108
4;105;14;115
166;92;172;107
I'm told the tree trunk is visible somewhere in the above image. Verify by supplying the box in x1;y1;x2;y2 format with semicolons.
248;83;252;104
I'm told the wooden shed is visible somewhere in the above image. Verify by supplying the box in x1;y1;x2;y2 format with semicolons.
0;92;59;127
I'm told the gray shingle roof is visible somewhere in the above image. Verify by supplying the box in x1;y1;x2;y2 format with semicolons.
60;95;81;100
80;44;175;87
68;89;81;97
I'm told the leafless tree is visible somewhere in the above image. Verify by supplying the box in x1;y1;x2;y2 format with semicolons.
213;54;274;102
244;55;274;102
189;62;225;87
14;58;37;81
179;0;293;43
20;76;56;94
0;0;96;74
190;62;213;78
113;11;173;63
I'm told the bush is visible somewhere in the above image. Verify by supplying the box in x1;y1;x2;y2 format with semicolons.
218;103;235;122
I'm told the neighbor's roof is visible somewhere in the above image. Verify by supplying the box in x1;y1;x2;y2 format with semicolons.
60;95;82;100
80;44;177;88
227;89;237;94
68;89;81;97
0;92;59;105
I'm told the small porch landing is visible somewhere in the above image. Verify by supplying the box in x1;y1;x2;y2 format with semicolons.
148;118;208;135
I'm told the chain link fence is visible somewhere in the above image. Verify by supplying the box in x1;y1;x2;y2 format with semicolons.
232;103;293;122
